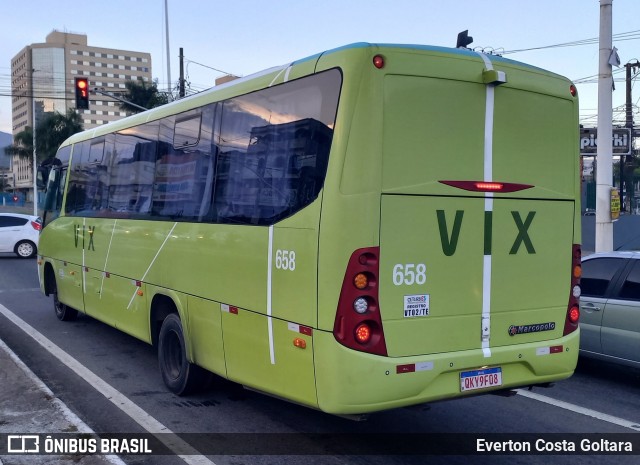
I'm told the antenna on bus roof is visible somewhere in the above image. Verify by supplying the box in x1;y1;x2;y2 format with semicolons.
456;30;473;49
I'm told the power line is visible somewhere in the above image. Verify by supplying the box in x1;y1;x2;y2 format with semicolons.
503;29;640;55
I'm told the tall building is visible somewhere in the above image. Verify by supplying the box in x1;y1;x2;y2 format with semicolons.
10;30;153;198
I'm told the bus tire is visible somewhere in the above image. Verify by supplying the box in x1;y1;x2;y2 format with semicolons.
158;313;207;396
51;276;78;322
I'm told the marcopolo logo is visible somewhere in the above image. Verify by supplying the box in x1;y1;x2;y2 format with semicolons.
508;322;556;336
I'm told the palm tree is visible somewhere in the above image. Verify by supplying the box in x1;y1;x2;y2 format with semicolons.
36;109;83;161
119;78;169;114
3;109;83;167
3;126;33;160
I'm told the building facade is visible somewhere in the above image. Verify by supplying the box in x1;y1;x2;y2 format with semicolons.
10;31;153;197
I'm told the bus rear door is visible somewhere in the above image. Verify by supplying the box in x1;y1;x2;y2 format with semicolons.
378;57;578;365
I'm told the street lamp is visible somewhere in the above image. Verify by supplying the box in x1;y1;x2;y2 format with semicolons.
32;94;37;216
31;68;40;216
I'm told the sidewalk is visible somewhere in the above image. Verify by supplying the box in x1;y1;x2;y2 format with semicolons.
0;339;119;465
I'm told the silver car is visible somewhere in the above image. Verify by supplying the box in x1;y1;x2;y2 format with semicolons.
580;251;640;368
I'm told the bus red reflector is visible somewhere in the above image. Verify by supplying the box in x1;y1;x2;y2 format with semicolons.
397;364;416;374
221;304;239;314
299;325;313;336
550;345;564;354
439;180;534;193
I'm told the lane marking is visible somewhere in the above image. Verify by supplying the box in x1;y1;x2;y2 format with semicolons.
0;303;216;465
517;389;640;431
0;338;125;465
0;288;41;294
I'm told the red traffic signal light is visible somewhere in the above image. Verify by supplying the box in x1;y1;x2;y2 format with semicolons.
75;77;89;110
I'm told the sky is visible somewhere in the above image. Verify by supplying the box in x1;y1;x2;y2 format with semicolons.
0;0;639;135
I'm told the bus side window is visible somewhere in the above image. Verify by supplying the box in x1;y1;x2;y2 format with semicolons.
153;105;215;221
214;70;340;226
65;141;90;215
111;123;159;218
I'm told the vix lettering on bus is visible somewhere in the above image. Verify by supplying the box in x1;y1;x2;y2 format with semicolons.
436;210;536;256
74;224;96;251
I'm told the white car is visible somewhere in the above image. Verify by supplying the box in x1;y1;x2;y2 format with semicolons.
0;213;41;258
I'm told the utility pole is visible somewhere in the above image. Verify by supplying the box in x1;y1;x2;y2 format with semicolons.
179;48;185;98
32;96;37;216
31;68;39;216
596;0;614;252
624;60;640;213
164;0;172;98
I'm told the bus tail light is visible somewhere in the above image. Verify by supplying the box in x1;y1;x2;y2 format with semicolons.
439;180;533;193
333;247;388;356
563;244;581;336
355;323;372;344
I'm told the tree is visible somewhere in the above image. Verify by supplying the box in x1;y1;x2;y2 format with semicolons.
119;78;169;114
3;126;33;160
37;110;83;161
3;109;84;167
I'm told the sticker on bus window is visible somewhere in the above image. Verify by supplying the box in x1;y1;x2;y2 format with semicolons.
403;294;430;318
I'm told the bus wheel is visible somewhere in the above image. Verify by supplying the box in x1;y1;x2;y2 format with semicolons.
158;313;207;396
51;277;78;321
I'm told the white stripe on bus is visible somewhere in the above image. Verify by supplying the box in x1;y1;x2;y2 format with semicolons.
82;218;87;295
126;222;177;310
476;51;495;358
267;225;276;364
100;220;118;298
268;63;291;87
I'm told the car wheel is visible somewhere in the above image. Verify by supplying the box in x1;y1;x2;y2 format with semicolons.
51;276;78;321
158;313;208;395
15;240;36;258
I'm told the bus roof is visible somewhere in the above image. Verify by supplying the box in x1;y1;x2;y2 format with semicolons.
58;42;563;148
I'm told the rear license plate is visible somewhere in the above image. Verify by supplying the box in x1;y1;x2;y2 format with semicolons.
460;367;502;392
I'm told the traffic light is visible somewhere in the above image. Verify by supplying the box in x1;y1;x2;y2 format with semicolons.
75;77;89;110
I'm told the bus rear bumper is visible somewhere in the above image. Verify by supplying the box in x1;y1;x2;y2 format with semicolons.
313;328;579;415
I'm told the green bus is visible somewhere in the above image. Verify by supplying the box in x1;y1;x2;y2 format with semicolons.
38;43;581;415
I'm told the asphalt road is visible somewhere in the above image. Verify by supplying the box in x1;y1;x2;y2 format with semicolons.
0;253;639;465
